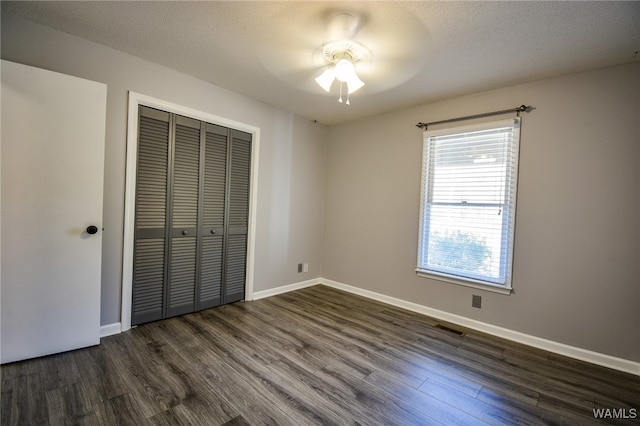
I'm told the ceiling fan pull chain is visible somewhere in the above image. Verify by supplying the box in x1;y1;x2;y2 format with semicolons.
338;82;343;103
346;92;351;105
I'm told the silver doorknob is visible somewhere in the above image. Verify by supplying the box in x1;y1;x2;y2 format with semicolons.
210;230;216;235
182;230;188;235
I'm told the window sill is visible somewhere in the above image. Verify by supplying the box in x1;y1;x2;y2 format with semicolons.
416;269;513;295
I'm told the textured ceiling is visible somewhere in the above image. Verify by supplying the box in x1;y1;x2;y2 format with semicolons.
2;1;639;125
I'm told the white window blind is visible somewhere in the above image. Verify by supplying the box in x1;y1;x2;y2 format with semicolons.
417;117;521;290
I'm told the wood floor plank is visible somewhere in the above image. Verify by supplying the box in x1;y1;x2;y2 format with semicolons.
263;295;433;387
132;324;241;425
93;393;151;426
287;287;468;364
2;373;49;426
222;415;252;426
147;408;184;426
74;343;128;405
152;315;317;425
418;376;554;426
476;382;540;407
315;362;445;425
0;358;40;382
258;312;379;380
537;395;611;426
186;338;338;424
38;351;82;392
100;333;182;419
258;358;365;425
2;284;638;425
435;343;600;412
195;309;284;365
45;382;93;425
202;305;331;373
295;290;466;359
364;367;490;425
0;379;14;426
547;352;640;391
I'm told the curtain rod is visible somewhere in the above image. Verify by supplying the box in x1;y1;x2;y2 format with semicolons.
416;105;530;130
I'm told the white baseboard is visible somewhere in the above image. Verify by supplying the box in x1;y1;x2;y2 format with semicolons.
251;278;319;300
100;322;121;338
318;278;640;376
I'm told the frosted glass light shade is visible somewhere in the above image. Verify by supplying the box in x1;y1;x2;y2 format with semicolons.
315;68;336;92
334;59;364;93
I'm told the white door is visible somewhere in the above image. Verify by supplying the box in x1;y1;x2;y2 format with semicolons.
1;60;107;364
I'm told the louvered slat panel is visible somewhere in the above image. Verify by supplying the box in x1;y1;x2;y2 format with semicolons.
132;238;165;324
199;235;223;309
224;131;251;303
225;234;247;303
203;131;227;229
198;126;227;309
172;124;200;228
133;110;169;326
168;238;196;316
136;116;168;229
228;133;251;228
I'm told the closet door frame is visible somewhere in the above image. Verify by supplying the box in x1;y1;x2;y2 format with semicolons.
121;92;260;332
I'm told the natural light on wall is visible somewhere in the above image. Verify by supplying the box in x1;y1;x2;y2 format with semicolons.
416;118;521;294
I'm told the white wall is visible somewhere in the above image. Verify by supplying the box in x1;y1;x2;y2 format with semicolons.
324;62;640;362
1;14;327;326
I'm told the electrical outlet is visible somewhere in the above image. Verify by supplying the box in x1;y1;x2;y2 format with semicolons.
472;295;482;309
303;263;309;273
297;263;303;273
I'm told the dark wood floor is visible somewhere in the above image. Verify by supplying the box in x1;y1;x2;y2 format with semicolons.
2;285;639;425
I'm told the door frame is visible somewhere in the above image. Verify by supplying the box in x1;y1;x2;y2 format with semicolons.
121;91;260;331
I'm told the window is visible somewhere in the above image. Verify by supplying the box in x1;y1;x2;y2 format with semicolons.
417;118;521;293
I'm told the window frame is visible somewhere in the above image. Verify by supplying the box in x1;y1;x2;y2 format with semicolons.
416;117;521;295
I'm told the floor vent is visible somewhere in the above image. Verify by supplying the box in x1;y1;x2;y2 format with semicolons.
435;323;466;336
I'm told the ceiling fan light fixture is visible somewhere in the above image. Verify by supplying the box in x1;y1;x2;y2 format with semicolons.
315;40;369;104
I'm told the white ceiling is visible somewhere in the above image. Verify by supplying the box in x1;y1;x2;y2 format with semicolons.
2;1;639;125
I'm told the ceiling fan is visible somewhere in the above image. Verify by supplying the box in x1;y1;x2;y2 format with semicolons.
258;4;429;104
313;13;371;105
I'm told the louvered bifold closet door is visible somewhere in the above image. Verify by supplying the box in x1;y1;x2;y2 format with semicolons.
224;130;252;304
167;115;201;317
132;106;252;326
199;124;227;309
133;107;170;325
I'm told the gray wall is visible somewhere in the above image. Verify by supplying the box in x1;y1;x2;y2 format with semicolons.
1;14;327;326
324;62;640;362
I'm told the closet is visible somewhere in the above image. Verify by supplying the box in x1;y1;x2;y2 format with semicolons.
132;106;251;326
